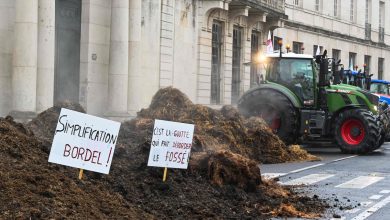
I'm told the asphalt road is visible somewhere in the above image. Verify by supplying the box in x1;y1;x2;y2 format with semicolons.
261;142;390;220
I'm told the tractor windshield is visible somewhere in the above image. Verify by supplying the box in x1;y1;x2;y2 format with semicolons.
267;58;315;104
370;82;390;95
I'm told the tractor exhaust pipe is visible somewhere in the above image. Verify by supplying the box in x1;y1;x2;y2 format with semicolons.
317;50;329;87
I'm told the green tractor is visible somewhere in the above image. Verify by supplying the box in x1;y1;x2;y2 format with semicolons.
238;50;383;154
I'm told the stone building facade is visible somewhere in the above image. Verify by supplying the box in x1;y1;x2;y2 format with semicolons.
0;0;285;120
1;0;389;121
275;0;390;78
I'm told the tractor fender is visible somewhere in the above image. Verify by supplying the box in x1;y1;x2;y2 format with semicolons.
238;84;302;108
330;105;368;122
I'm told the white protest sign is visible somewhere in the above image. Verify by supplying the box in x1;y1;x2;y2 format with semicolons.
48;108;121;174
147;119;194;169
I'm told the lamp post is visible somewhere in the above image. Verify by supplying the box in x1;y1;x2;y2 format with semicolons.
286;44;291;53
278;39;283;58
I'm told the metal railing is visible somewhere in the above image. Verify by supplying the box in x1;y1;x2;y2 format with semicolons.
246;0;285;13
262;0;285;10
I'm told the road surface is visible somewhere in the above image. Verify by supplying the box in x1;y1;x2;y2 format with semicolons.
262;142;390;220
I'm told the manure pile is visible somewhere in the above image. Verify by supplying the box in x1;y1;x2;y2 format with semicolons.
132;87;319;164
0;116;149;219
0;87;325;219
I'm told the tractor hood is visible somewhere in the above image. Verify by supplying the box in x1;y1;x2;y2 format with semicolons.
327;83;379;113
327;83;365;92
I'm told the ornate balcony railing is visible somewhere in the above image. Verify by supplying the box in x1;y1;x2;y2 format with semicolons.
262;0;284;11
245;0;285;14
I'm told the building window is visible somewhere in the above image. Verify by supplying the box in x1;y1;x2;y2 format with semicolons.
293;41;303;54
378;58;384;80
350;0;356;22
293;0;300;6
366;0;371;24
250;31;260;88
379;1;385;42
334;0;340;17
364;55;371;74
379;1;385;28
211;21;223;104
349;52;356;70
365;0;372;40
332;49;341;62
232;26;242;104
273;36;282;51
313;45;323;56
315;0;321;11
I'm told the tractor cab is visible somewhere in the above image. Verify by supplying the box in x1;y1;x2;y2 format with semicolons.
370;79;390;96
265;53;316;106
369;79;390;106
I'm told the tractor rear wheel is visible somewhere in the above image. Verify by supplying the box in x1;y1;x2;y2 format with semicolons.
238;89;299;145
334;109;380;154
374;116;385;150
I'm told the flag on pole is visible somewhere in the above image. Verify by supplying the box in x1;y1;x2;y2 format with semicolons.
315;45;321;56
266;31;273;54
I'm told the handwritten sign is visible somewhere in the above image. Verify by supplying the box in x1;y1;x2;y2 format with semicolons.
147;119;194;169
48;108;121;174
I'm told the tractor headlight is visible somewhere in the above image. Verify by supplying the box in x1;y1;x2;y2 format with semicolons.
373;105;378;112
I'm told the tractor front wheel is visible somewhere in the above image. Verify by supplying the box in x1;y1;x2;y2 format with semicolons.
334;109;380;154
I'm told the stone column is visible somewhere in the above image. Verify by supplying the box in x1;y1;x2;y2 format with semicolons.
11;0;38;118
37;0;55;112
106;0;129;119
127;0;142;116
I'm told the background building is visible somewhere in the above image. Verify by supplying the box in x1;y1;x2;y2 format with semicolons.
275;0;390;79
0;0;284;120
0;0;388;121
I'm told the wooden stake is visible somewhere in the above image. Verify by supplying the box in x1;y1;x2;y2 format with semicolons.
163;167;168;182
78;169;84;180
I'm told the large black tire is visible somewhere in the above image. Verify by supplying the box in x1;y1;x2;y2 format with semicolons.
375;115;385;150
334;108;381;154
238;89;299;145
376;132;385;150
